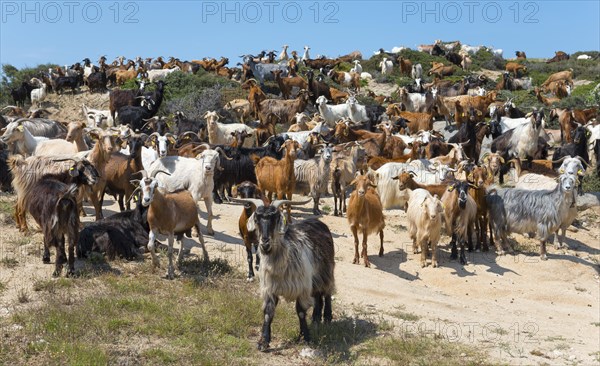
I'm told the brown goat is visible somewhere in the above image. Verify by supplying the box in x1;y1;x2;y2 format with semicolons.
258;89;310;125
550;108;578;143
271;69;308;99
505;62;527;77
347;174;385;267
393;171;448;198
534;87;560;106
329;87;349;104
241;79;267;119
466;166;491;252
253;139;301;221
398;56;412;76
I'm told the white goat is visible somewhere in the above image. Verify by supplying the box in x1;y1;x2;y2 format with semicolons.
147;66;180;82
379;58;394;75
407;189;444;267
0;122;48;155
350;60;363;74
31;83;48;107
411;64;423;80
204;111;255;147
82;104;114;128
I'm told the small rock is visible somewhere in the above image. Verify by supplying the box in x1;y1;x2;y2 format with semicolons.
300;348;321;359
460;352;467;357
550;350;563;359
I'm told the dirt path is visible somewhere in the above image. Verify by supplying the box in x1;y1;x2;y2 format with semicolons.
2;191;598;365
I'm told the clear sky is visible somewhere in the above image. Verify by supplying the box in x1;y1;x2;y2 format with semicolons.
1;0;599;69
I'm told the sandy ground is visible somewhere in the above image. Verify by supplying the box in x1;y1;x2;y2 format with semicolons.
1;190;598;365
1;83;599;365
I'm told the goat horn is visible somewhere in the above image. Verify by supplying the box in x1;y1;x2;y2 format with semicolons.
215;147;233;160
574;156;590;168
126;187;141;205
551;156;570;164
231;198;264;209
150;169;171;178
135;170;148;179
272;198;312;210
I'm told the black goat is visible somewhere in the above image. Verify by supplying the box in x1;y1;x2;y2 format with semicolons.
173;111;207;139
25;180;80;277
109;80;145;121
445;52;463;66
305;70;331;105
552;126;590;169
212;139;283;203
0;148;12;192
87;71;107;93
10;82;35;106
54;75;82;94
78;197;149;260
117;81;165;130
448;109;477;160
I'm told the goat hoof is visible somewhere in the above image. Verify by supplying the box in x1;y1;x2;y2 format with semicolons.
52;270;61;277
42;257;51;264
421;262;427;268
352;257;359;265
450;253;458;260
257;340;270;352
540;254;548;261
432;261;438;268
460;258;467;265
207;229;215;236
246;276;254;282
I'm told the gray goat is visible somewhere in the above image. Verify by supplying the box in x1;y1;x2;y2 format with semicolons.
235;198;335;351
293;143;333;215
487;173;577;260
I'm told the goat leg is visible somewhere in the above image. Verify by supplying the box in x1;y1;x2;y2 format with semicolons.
362;228;370;267
67;234;75;277
540;240;548;260
459;239;467;265
378;229;384;257
258;296;278;351
147;230;160;268
245;243;255;281
450;234;458;260
351;225;360;264
312;293;324;323
166;234;175;280
296;299;311;343
323;295;333;323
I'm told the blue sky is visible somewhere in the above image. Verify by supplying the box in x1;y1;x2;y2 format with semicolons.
1;0;599;69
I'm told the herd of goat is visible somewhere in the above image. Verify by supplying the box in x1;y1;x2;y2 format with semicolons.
1;40;599;351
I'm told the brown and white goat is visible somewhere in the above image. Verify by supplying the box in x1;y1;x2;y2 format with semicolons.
134;170;208;280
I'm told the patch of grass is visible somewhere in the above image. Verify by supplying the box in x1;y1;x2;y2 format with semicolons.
8;236;32;247
591;322;600;327
0;281;6;293
582;174;600;193
32;277;73;293
1;260;493;365
0;199;13;216
388;308;420;322
0;256;18;268
365;333;492;365
321;204;332;215
16;287;30;304
575;286;586;292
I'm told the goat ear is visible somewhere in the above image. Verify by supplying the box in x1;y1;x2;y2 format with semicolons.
68;166;79;177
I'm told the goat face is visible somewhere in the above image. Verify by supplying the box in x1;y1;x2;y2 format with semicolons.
66;122;84;142
558;174;576;192
572;126;588;145
448;181;469;209
423;195;443;220
248;205;285;253
139;178;159;207
0;123;24;143
198;149;219;176
72;160;100;186
128;136;145;158
351;174;377;197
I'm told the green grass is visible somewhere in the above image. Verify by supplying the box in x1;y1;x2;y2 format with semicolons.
0;257;494;365
0;281;6;293
0;199;13;216
0;256;18;268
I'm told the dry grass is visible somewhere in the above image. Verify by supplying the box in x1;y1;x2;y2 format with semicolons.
0;257;494;365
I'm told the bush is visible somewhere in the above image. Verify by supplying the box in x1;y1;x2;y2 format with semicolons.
0;63;59;105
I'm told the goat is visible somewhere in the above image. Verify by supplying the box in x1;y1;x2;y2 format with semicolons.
233;181;267;280
224;99;252;124
487;174;577;260
331;143;366;216
406;189;444;267
30;82;48;107
25;181;80;276
294;144;333;215
258;90;310;125
77;196;148;261
379;58;394;75
505;62;527;77
82;104;114;128
552;125;590;168
204;111;256;147
347;174;385;267
441;180;477;265
254;139;301;221
0;121;49;155
133;170;208;279
109;80;145;121
148;144;222;236
327;69;360;91
272;69;308;99
393;171;448;198
233;197;334;351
